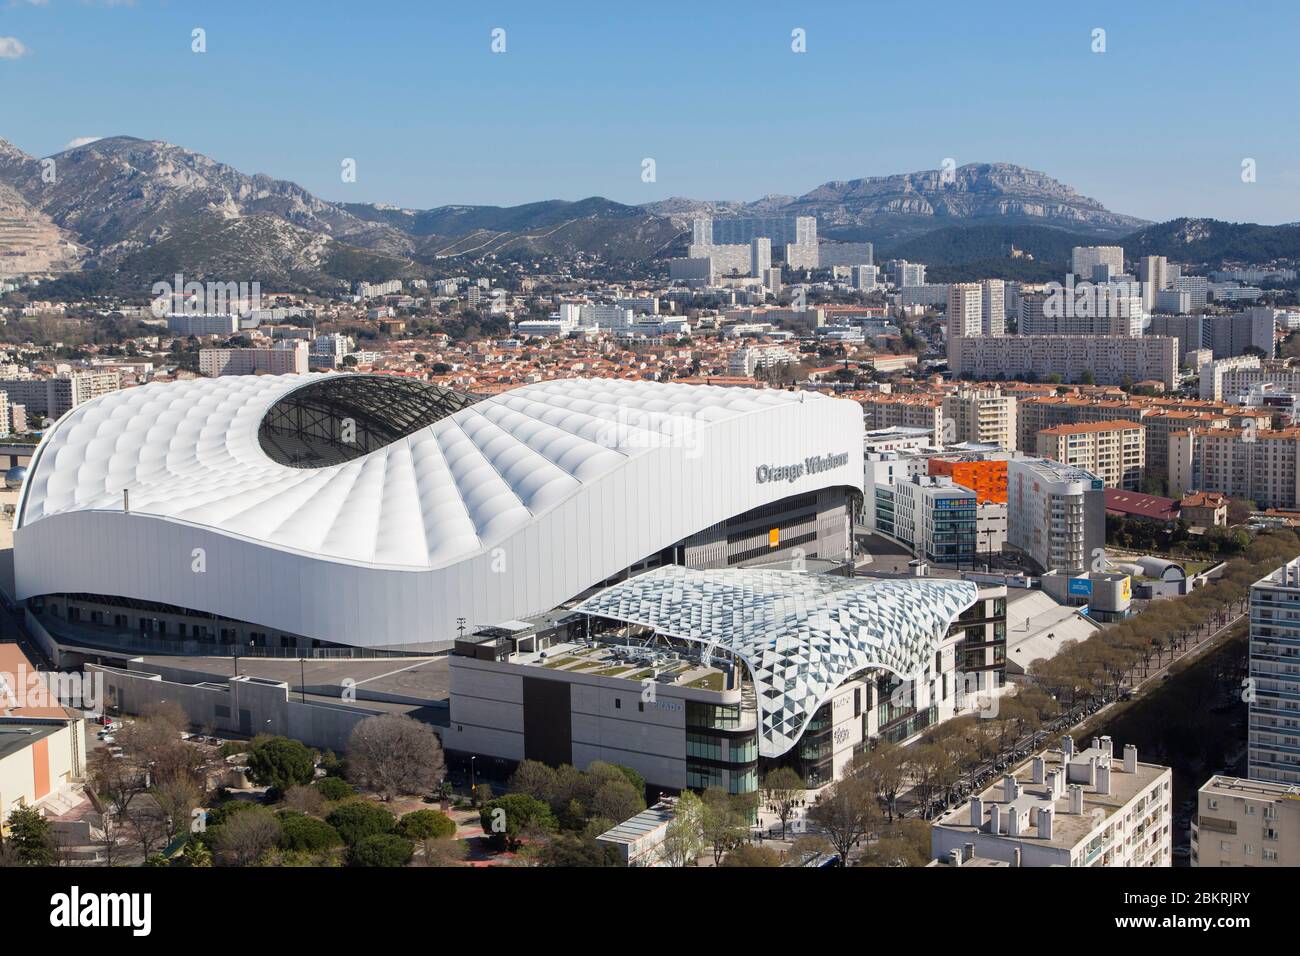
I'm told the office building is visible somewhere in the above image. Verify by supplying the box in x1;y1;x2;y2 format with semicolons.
877;475;977;565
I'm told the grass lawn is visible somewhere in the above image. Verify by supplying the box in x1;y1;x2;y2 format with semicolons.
687;673;725;691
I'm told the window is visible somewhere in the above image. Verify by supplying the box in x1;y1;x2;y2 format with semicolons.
614;698;621;710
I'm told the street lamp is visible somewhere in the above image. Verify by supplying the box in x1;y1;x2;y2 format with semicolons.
456;617;467;641
298;658;306;704
469;755;478;799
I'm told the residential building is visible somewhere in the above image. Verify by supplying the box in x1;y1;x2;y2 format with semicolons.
1193;775;1300;866
1247;557;1300;785
950;335;1178;389
932;735;1172;867
947;283;984;364
0;372;121;420
1007;458;1105;574
858;394;944;442
1168;426;1300;507
1071;246;1125;280
1036;420;1145;490
166;313;240;336
942;388;1017;451
199;342;310;377
928;456;1008;503
1178;492;1228;528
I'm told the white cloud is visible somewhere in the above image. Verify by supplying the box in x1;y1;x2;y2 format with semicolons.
0;37;30;60
63;136;102;150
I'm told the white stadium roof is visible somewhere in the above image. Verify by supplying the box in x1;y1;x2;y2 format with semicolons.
575;565;979;757
15;374;865;648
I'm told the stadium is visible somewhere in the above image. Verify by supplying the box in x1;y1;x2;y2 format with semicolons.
14;373;865;655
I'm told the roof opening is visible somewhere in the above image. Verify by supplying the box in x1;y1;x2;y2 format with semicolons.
258;375;481;468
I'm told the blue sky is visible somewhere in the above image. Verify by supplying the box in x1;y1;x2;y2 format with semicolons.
1;0;1297;223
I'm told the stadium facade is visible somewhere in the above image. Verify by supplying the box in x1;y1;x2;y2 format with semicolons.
15;374;865;654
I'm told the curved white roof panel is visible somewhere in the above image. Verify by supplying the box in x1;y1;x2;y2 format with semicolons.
575;566;978;757
15;374;865;648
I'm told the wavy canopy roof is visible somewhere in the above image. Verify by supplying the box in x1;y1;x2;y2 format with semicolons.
18;373;831;571
575;566;979;757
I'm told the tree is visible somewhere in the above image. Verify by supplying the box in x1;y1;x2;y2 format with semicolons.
314;777;354;802
396;809;455;841
589;777;644;825
212;806;282;866
701;787;750;865
346;833;414;867
179;838;212;867
3;805;56;865
346;714;446;801
325;802;396;846
246;735;316;791
87;746;145;817
123;800;171;858
858;819;931;867
538;833;623;867
721;844;782;867
660;791;705;867
480;794;556;851
762;767;805;838
808;777;879;866
278;812;343;853
152;775;201;846
280;783;325;816
506;759;557;804
854;742;906;822
417;836;468;867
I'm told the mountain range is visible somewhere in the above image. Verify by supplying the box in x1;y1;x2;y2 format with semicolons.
0;135;1294;292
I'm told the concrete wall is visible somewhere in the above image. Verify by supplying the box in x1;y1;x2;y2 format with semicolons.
87;663;385;754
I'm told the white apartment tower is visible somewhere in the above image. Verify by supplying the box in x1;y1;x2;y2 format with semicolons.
1248;557;1300;785
947;283;985;365
1071;245;1125;280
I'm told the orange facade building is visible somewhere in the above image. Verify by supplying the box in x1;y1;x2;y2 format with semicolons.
928;457;1008;504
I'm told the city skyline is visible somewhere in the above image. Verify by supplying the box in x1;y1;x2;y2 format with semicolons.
2;0;1298;223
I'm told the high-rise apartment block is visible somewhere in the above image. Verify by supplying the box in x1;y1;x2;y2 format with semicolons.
1036;420;1145;490
942;388;1017;451
1247;557;1300;785
1071;245;1125;279
199;342;310;377
1007;458;1105;574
